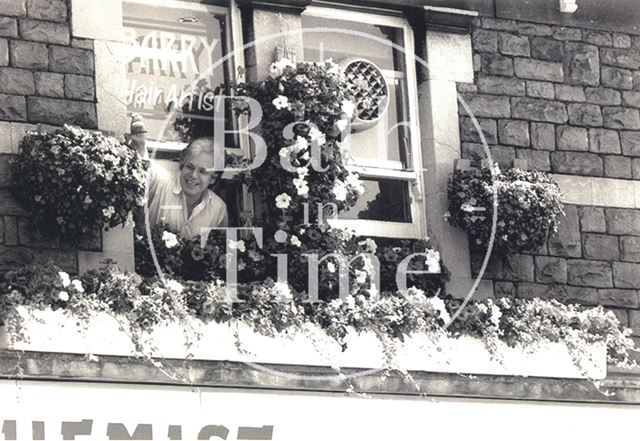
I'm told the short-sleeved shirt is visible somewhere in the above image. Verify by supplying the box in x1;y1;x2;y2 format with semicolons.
146;161;228;238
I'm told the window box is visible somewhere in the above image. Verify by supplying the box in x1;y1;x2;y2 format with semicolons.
0;306;606;380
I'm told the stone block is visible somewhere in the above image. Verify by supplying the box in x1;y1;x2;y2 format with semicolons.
567;103;602;127
494;281;515;297
481;18;517;31
567;259;613;287
459;117;497;144
514;58;563;82
27;97;97;128
588;128;621;154
0;153;11;188
495;254;534;282
19;19;69;45
0;17;17;38
498;119;529;147
526;81;555;99
633;158;640;179
0;67;34;95
621;236;640;262
622;91;640;108
534;256;567;284
598;288;639;308
621;131;640;156
551;151;603;176
548;205;582;257
49;46;94;75
17;217;59;249
472;29;497;52
584;87;621;106
613;262;640;288
604;107;640;129
530;37;564;61
9;40;47;70
603;156;631;179
34;72;63;98
530;122;555;151
511;97;567;123
600;47;640;69
613;33;632;48
579;207;606;233
515;149;550;171
552;27;581;41
459;94;511;118
583;30;613;46
481;53;513;76
0;0;26;16
26;0;67;22
0;39;7;67
3;215;17;245
476;75;525;96
517;23;552;36
0;93;26;121
563;42;600;86
606;208;640;235
601;66;633;90
64;74;94;101
556;126;588;151
554;84;585;102
635;71;640;91
489;145;515;168
583;233;619;260
71;38;93;50
610;308;629;327
0;189;26;215
456;83;477;94
498;33;530;56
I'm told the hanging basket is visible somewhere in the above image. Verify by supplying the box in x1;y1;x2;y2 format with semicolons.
339;57;390;131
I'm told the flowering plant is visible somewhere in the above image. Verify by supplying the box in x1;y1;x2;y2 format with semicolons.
11;125;148;240
446;166;564;254
234;58;364;223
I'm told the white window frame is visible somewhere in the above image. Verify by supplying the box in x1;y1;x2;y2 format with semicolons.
302;5;427;239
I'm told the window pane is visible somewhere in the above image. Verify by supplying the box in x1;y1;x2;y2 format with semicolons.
123;2;228;143
339;178;412;223
302;15;409;168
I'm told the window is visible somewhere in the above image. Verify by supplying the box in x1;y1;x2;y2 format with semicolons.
301;6;426;239
123;0;248;226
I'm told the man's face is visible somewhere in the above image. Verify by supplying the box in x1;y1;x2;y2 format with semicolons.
179;151;217;199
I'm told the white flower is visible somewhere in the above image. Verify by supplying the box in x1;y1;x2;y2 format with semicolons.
279;147;290;157
296;166;309;177
325;60;341;76
273;282;293;301
358;238;377;253
58;291;69;302
355;270;368;284
336;119;349;132
166;279;184;295
428;296;450;322
333;181;348;201
229;240;246;252
71;279;84;293
51;145;60;155
102;206;115;219
327;262;336;273
290;235;301;247
162;231;179;249
341;99;356;118
272;95;290;110
346;172;365;195
275;193;292;209
291;136;308;153
83;195;92;204
293;177;309;197
58;271;70;288
308;126;326;145
425;249;441;274
269;57;294;77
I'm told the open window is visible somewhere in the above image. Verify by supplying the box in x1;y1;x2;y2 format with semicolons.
122;0;248;226
301;6;427;239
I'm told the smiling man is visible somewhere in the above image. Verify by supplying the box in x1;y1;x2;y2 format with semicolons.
127;115;228;237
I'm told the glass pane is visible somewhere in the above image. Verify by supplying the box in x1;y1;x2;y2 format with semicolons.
302;15;409;168
339;178;412;223
123;2;228;143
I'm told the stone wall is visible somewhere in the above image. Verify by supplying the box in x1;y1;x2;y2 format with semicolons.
458;16;640;345
0;0;99;274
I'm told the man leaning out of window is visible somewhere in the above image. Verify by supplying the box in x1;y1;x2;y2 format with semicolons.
126;114;229;238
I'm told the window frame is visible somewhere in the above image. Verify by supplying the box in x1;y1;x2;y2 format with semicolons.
301;5;427;239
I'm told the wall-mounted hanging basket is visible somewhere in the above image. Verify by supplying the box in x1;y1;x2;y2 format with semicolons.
339;57;390;131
